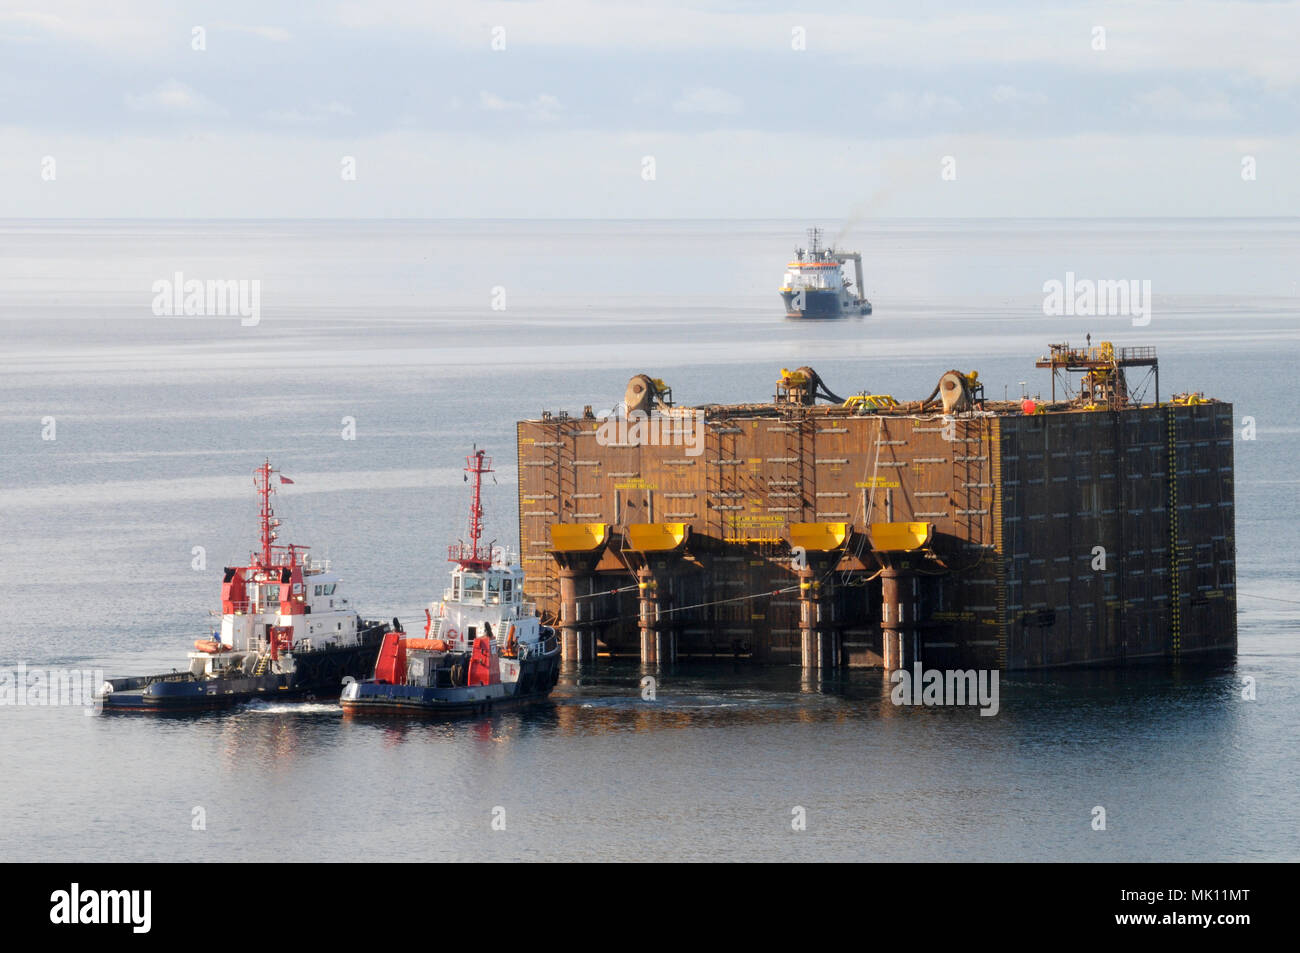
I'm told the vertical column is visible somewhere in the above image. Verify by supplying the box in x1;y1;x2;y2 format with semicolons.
798;563;840;671
798;568;819;670
638;567;658;665
558;567;581;662
880;568;908;671
558;565;598;664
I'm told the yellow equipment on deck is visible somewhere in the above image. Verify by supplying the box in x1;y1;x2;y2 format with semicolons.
843;394;899;410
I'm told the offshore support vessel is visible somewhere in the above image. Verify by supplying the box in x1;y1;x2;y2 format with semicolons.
341;449;561;716
779;227;871;318
98;461;390;711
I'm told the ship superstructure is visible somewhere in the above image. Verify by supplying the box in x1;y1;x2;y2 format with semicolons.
99;461;390;710
341;449;560;715
215;461;363;659
779;227;871;318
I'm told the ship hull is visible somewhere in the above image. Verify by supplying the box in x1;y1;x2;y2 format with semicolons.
781;289;870;319
340;651;561;717
99;623;389;712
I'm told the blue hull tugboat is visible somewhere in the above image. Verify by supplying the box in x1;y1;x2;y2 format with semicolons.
341;449;560;717
97;461;390;712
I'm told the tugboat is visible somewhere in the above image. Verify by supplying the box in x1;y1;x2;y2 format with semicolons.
97;461;390;711
341;449;561;716
779;226;871;318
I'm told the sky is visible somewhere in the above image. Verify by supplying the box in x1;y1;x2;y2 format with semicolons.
2;0;1298;217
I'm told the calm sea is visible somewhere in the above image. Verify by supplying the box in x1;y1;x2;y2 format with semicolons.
1;219;1296;861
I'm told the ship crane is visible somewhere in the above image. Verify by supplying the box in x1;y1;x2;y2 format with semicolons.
831;250;867;310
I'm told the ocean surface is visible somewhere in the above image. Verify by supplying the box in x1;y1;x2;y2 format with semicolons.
1;218;1296;862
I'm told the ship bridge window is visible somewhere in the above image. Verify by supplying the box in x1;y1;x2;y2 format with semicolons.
503;578;513;601
462;574;484;602
487;576;501;604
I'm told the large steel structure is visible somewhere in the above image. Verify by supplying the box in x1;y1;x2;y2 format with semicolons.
516;345;1236;670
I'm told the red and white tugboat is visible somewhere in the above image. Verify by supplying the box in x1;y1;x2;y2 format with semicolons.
341;449;560;716
98;461;391;711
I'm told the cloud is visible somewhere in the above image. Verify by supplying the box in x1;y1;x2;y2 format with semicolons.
478;91;563;121
1130;85;1238;121
0;7;169;48
672;86;742;115
479;91;515;112
124;80;227;117
331;2;1300;87
261;102;354;124
992;85;1047;106
213;22;292;42
873;91;962;121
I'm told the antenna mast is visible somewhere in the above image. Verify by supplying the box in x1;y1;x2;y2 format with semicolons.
253;459;278;568
449;449;494;569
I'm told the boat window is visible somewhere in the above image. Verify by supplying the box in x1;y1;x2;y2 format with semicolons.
503;578;513;601
462;575;484;601
452;576;461;600
314;585;322;597
487;576;501;604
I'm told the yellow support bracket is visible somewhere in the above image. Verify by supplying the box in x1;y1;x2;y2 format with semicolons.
789;522;850;552
869;521;932;552
626;522;689;552
548;522;608;552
